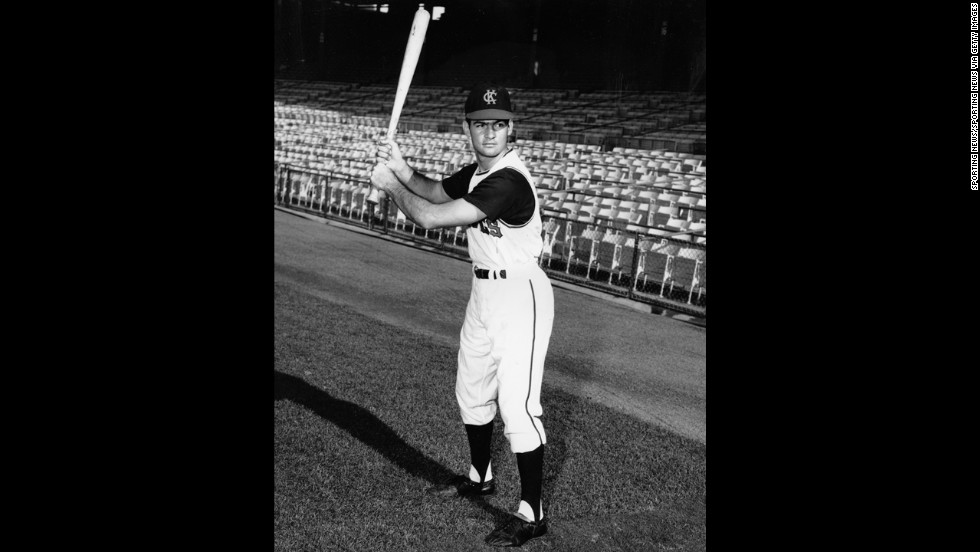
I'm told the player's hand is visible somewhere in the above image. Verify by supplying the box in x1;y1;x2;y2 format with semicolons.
377;139;409;181
370;162;398;192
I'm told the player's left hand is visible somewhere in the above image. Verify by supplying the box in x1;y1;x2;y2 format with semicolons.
370;162;399;192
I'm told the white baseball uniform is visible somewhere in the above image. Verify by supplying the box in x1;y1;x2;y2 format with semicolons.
442;149;555;454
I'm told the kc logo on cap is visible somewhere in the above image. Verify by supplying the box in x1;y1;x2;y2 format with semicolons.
465;83;514;120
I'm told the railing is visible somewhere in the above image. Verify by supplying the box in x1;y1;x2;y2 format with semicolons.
275;163;706;320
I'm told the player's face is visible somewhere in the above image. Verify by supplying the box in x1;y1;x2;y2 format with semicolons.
466;119;511;158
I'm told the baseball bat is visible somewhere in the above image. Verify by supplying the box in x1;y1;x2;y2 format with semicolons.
368;6;431;204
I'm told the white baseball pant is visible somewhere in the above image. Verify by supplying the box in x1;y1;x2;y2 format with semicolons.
455;264;554;454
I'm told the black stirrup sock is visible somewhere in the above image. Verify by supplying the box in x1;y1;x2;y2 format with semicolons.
516;444;545;521
464;422;494;482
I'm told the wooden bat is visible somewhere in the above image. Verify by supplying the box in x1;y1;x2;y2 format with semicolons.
368;6;431;204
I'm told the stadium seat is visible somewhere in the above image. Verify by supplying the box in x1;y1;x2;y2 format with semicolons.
662;216;691;234
302;174;317;209
286;172;305;207
649;204;679;227
574;196;600;220
675;246;707;304
306;175;324;211
610;209;634;231
600;230;629;283
288;172;305;207
598;195;621;209
277;167;294;205
594;206;617;224
633;189;658;202
450;225;468;247
632;239;659;292
566;225;603;278
676;195;699;220
348;183;370;222
562;200;583;220
541;191;568;214
609;239;633;286
695;196;706;216
669;180;691;192
687;220;707;238
575;208;596;224
337;182;354;216
312;176;329;211
540;174;559;189
600;186;621;198
646;239;683;297
656;191;681;205
617;200;638;213
624;209;651;235
540;219;563;269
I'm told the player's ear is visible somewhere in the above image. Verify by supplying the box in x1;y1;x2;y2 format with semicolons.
461;120;471;139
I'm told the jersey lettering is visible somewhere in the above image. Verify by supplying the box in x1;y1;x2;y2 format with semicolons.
471;218;503;238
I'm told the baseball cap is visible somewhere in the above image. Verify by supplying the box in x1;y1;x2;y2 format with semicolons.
464;84;514;120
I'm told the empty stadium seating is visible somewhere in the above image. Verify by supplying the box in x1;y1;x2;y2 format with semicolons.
275;80;706;315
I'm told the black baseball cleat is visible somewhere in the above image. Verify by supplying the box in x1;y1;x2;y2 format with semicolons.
426;477;496;498
484;514;548;547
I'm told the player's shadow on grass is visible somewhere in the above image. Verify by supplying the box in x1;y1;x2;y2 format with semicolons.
274;370;510;521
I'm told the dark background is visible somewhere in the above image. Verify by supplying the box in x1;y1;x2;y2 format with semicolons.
274;0;706;92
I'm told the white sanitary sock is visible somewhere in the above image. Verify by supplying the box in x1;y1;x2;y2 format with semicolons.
516;500;543;522
469;462;493;483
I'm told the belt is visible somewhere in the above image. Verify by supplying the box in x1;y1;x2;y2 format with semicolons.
474;267;507;279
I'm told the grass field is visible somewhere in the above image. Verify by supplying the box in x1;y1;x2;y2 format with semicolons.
274;277;706;551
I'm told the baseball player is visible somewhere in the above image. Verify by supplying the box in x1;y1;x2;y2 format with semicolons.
370;83;553;547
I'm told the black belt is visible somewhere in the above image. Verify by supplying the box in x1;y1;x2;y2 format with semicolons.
474;267;507;279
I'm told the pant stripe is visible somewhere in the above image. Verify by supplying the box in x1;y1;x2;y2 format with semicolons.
525;280;544;447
